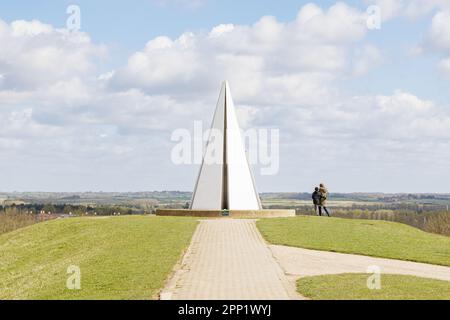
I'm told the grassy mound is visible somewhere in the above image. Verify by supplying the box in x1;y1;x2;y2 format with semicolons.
257;216;450;266
297;274;450;300
0;216;198;300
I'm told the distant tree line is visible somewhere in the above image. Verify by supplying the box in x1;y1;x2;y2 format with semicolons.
0;203;152;216
265;202;449;213
261;192;450;202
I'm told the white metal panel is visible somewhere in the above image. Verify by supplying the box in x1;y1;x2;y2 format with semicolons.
224;83;261;210
190;83;226;210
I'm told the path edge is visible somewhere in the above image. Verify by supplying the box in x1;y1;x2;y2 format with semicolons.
159;221;201;300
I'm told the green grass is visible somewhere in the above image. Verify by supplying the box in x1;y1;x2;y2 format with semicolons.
257;216;450;266
0;216;198;300
297;274;450;300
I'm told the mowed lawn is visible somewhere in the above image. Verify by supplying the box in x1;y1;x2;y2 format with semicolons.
257;216;450;266
0;216;198;300
297;274;450;300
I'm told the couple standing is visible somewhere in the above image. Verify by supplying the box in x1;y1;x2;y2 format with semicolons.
312;183;331;217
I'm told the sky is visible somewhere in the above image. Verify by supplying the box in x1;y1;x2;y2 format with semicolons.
0;0;450;193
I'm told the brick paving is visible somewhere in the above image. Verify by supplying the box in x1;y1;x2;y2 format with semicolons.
162;219;300;300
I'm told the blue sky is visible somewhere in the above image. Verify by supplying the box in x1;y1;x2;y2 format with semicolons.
0;1;359;39
0;0;366;67
0;0;450;193
0;0;446;101
134;1;443;107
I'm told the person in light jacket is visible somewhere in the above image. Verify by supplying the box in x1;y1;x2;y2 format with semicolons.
319;183;331;217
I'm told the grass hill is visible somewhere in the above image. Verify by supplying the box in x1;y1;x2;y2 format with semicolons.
0;216;198;300
297;274;450;300
257;216;450;266
2;215;449;300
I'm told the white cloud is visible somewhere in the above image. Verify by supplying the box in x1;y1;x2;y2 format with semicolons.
10;19;53;36
366;0;450;20
352;44;383;76
366;2;450;79
368;0;404;21
0;19;105;90
295;3;367;43
439;58;450;76
209;24;235;38
404;0;450;19
427;10;450;51
110;2;370;106
263;90;449;142
420;9;450;76
1;3;449;192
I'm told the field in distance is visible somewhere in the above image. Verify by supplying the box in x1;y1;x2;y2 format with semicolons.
2;191;449;208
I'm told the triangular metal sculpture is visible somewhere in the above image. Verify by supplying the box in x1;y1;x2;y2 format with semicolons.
191;81;262;211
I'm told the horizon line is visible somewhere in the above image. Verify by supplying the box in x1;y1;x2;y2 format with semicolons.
1;191;450;195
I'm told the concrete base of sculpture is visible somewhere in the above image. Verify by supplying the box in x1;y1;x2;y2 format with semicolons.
156;209;296;218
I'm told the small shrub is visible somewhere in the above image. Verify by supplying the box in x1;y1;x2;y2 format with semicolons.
424;213;450;236
0;209;53;235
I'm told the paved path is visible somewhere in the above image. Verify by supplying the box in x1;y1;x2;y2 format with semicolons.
270;245;450;282
161;219;449;300
161;219;300;300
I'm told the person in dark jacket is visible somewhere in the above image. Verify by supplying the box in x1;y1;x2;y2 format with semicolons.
312;187;322;216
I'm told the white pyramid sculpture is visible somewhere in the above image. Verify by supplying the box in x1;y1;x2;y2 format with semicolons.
191;81;262;211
